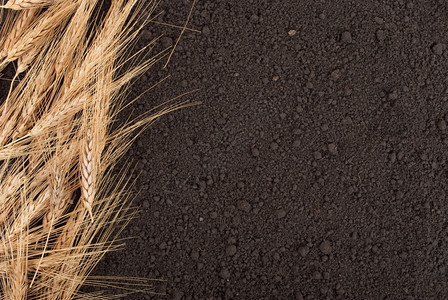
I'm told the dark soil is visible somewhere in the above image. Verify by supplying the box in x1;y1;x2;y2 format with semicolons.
5;0;448;299
91;1;448;299
92;0;448;299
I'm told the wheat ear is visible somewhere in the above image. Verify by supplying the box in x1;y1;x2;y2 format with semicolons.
5;2;76;63
1;0;54;10
43;166;66;226
16;43;38;73
81;129;95;221
0;8;38;59
55;0;94;76
0;170;25;226
14;70;55;139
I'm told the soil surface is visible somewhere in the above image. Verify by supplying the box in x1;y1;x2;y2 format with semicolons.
95;0;447;299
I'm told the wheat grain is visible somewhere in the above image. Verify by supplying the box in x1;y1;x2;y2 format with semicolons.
1;0;54;10
0;118;17;146
15;105;38;140
27;189;50;223
54;210;77;249
0;170;25;202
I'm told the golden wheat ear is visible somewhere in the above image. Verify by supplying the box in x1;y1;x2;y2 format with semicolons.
0;8;39;60
4;1;77;65
80;127;96;222
0;0;54;10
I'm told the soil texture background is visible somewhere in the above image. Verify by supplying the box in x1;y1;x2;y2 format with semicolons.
93;0;448;299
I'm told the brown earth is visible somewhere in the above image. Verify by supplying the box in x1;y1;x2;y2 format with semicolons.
96;0;448;299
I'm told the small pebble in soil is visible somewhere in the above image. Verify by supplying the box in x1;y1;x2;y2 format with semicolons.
251;148;260;157
295;291;304;300
328;143;338;155
331;69;341;80
432;43;445;55
320;240;332;254
220;267;230;279
226;245;237;256
313;271;322;280
341;31;352;43
276;208;287;218
237;200;252;212
376;29;386;41
374;16;384;24
299;246;310;257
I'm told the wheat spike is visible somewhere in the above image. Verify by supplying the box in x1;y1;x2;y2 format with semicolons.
43;166;66;226
0;8;38;59
1;0;54;10
80;129;95;221
0;170;25;226
5;2;76;63
27;189;50;223
0;118;17;146
54;210;78;249
6;20;47;62
13;66;56;140
55;0;93;76
29;95;84;138
16;43;38;73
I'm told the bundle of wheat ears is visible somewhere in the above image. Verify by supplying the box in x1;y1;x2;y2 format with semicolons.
0;0;190;298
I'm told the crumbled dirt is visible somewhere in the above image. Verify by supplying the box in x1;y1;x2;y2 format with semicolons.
3;0;448;299
93;0;448;299
91;1;448;298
